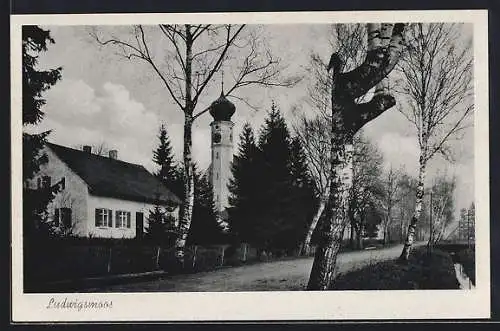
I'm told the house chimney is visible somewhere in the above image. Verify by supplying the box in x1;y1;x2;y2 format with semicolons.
83;145;92;154
109;150;118;160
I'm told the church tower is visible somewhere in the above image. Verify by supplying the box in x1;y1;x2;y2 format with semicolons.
209;92;236;220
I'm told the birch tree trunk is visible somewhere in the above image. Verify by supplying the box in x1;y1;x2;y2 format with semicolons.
174;28;194;266
356;226;363;250
175;113;195;266
349;215;356;249
307;23;405;290
307;128;352;290
399;157;427;260
302;195;327;255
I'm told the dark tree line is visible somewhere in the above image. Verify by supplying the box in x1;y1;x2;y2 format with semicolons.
228;103;316;256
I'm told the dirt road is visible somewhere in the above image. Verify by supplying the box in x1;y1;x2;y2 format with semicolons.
83;243;421;292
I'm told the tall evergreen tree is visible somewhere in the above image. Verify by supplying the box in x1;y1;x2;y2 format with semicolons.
152;123;182;196
22;26;62;237
187;166;226;245
258;102;291;182
228;123;260;243
284;137;317;252
255;102;298;252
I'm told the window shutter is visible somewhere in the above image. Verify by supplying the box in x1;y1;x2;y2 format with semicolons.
95;209;100;227
109;209;113;227
54;209;60;227
115;211;120;228
127;212;131;228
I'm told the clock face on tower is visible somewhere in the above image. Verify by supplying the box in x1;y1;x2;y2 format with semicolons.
212;132;221;144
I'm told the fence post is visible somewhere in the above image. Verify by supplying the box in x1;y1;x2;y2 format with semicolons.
192;245;197;269
220;246;225;267
242;243;247;262
155;246;161;270
107;246;112;274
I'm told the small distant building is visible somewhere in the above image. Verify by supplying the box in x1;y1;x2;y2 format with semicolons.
27;143;181;238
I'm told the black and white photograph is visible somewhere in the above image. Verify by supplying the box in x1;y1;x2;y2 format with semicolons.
11;11;489;321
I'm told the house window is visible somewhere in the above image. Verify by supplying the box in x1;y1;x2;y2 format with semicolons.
55;208;72;228
60;177;66;190
95;208;113;227
216;152;219;159
216;172;219;179
115;211;131;228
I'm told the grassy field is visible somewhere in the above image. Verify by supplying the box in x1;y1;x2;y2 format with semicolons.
331;247;460;290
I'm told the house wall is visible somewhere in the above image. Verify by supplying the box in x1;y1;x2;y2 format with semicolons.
29;147;90;236
87;195;179;239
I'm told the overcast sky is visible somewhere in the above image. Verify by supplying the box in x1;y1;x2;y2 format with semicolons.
34;24;475;222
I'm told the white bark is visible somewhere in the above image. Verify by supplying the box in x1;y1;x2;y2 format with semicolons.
308;23;406;290
400;158;427;260
302;196;327;255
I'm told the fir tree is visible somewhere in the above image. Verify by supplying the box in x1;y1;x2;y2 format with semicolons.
258;101;291;182
284;137;316;251
228;122;260;243
187;166;226;245
22;26;62;238
146;204;167;243
153;123;182;196
255;102;295;252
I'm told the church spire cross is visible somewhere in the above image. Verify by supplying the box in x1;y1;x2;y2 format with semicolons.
220;67;225;97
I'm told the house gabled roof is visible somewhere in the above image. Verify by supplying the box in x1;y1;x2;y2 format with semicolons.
46;142;181;206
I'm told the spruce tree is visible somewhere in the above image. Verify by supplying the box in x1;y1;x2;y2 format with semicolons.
285;137;316;252
153;123;182;196
228;122;260;243
187;166;225;245
22;26;62;238
256;102;295;252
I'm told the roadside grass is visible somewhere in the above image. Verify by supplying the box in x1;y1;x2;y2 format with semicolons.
331;247;460;290
456;248;475;285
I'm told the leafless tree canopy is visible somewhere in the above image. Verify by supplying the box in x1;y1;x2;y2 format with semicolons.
428;175;457;243
305;24;369;119
90;25;297;116
348;134;384;236
294;115;331;199
397;23;474;162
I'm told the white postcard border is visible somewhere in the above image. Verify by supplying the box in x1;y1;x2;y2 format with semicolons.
10;10;490;322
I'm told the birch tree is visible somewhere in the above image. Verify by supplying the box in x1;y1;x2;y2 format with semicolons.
397;23;473;260
428;175;456;244
349;134;384;249
378;166;403;245
91;25;293;266
294;115;330;255
394;172;418;243
307;23;406;290
296;24;368;255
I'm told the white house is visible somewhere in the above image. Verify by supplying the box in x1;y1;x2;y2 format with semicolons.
28;142;181;239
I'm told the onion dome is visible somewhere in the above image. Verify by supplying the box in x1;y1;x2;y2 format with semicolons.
209;92;235;121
